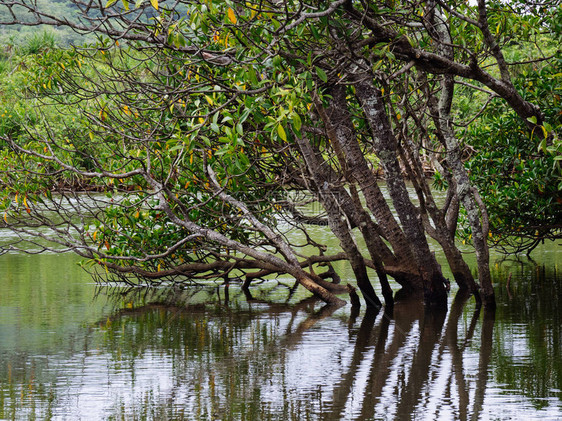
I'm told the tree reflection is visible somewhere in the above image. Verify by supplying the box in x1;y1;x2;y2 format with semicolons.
90;288;499;420
322;291;495;420
492;263;561;408
2;273;561;420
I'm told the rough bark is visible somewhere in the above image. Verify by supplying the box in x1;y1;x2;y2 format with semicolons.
354;77;448;306
319;85;425;296
315;89;395;306
426;2;495;307
322;86;414;266
294;134;382;307
397;112;479;296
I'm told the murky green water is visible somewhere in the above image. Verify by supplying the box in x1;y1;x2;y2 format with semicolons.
0;240;560;420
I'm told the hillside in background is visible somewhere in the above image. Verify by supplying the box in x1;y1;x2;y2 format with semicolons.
0;0;89;46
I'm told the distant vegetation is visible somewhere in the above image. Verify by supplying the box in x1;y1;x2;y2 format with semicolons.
0;0;90;47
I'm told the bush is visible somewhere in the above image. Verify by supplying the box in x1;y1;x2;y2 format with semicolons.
20;30;56;55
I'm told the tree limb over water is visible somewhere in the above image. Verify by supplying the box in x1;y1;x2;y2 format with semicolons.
1;0;559;309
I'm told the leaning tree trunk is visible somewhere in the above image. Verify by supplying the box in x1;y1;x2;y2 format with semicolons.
321;85;421;289
177;172;348;307
426;1;495;307
398;125;480;298
294;133;382;308
353;78;448;306
314;90;395;306
433;94;494;307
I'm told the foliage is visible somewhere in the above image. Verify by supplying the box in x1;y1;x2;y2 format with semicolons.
465;53;562;252
0;0;559;307
1;30;295;280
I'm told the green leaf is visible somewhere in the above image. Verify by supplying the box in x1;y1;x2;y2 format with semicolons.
169;144;185;152
310;26;320;40
292;113;302;132
246;67;258;85
538;138;547;153
277;124;287;141
105;0;118;8
315;66;328;83
150;0;158;10
239;108;251;124
527;115;537;124
122;0;129;10
171;33;186;47
372;60;383;71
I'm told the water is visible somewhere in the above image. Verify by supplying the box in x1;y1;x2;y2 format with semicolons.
0;240;560;420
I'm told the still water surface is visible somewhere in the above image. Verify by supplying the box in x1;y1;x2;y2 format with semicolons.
0;242;560;420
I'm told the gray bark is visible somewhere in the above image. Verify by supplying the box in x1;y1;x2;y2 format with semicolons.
353;78;448;305
294;133;382;307
427;2;495;307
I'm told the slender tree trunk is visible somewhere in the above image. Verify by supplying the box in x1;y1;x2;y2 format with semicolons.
398;119;479;297
295;134;382;307
321;85;426;294
426;2;495;307
354;78;448;306
350;185;395;307
316;89;395;306
322;89;417;268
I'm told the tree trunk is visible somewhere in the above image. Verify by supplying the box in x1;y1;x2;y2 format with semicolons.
294;134;382;308
354;78;448;306
315;90;395;306
321;85;423;293
426;2;495;307
397;114;480;296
